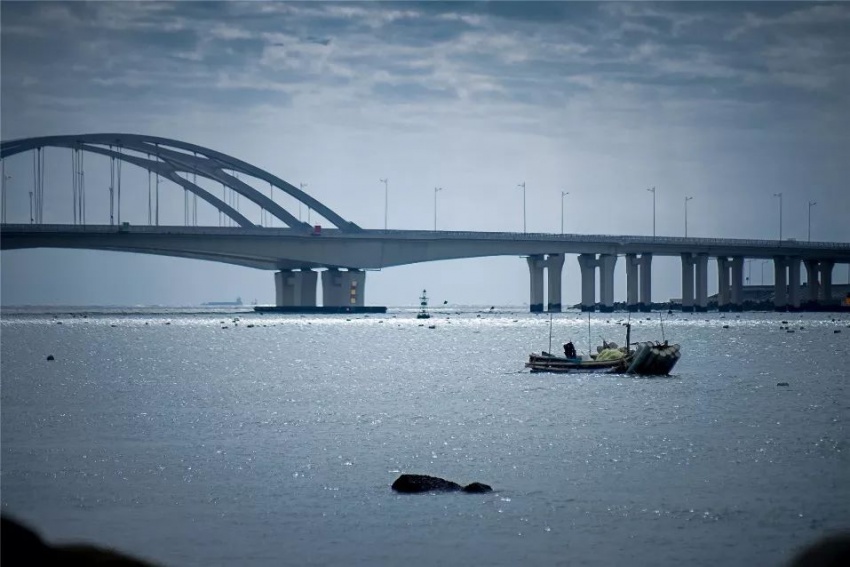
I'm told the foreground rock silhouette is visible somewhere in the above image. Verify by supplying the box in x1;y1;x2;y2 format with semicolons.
391;474;492;494
1;515;157;566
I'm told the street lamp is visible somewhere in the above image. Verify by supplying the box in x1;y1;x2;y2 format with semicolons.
518;182;526;233
560;191;569;234
684;196;693;237
380;178;388;230
808;200;817;242
299;182;307;222
773;192;783;241
647;186;656;238
29;190;33;224
433;187;443;231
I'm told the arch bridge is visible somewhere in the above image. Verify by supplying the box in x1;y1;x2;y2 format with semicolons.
2;134;850;312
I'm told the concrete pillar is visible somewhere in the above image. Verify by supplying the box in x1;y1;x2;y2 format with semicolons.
321;268;344;307
730;257;744;311
805;260;820;304
599;254;617;313
299;269;318;307
774;257;788;310
626;254;639;311
788;258;801;309
638;254;652;312
546;253;565;312
275;270;296;307
819;261;834;302
695;254;709;312
527;255;545;313
348;269;366;307
275;269;317;307
681;253;695;312
717;257;731;311
578;254;597;312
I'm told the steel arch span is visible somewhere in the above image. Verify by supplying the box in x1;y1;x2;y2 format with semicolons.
0;133;362;232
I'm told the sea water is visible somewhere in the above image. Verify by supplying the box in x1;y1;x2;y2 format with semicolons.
1;307;848;566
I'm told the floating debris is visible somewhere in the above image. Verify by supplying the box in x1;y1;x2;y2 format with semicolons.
777;382;790;387
46;355;55;361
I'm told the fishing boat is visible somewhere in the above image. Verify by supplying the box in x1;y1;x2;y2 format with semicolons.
525;316;681;376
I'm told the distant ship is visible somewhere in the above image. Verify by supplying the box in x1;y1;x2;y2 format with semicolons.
202;297;243;307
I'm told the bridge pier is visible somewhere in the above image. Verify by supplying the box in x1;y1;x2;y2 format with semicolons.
599;254;617;312
275;269;318;307
526;255;545;312
577;253;617;312
788;257;801;309
774;256;788;310
805;259;820;304
681;253;695;312
695;254;708;311
730;256;744;311
578;254;597;312
322;268;365;308
819;261;834;303
638;254;652;312
546;253;564;312
717;257;731;311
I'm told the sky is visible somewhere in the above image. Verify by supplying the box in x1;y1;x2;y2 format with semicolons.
1;1;849;307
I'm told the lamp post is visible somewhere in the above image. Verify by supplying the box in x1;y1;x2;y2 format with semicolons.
299;182;307;222
684;196;693;237
773;192;783;241
646;186;656;238
518;182;526;233
433;187;443;231
380;178;388;230
560;191;569;234
29;190;33;224
808;200;817;242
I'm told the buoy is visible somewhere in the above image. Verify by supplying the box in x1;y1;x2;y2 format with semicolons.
46;355;55;361
777;382;789;387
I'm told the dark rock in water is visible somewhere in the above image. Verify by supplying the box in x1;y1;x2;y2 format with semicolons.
46;355;55;361
392;474;461;493
461;482;493;493
391;474;492;494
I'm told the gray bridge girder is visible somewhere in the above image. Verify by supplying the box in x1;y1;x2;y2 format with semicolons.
2;225;849;271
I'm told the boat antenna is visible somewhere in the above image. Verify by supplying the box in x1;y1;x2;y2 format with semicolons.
548;312;553;354
659;312;666;342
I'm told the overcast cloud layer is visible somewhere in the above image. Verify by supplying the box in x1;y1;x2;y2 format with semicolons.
2;1;849;306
